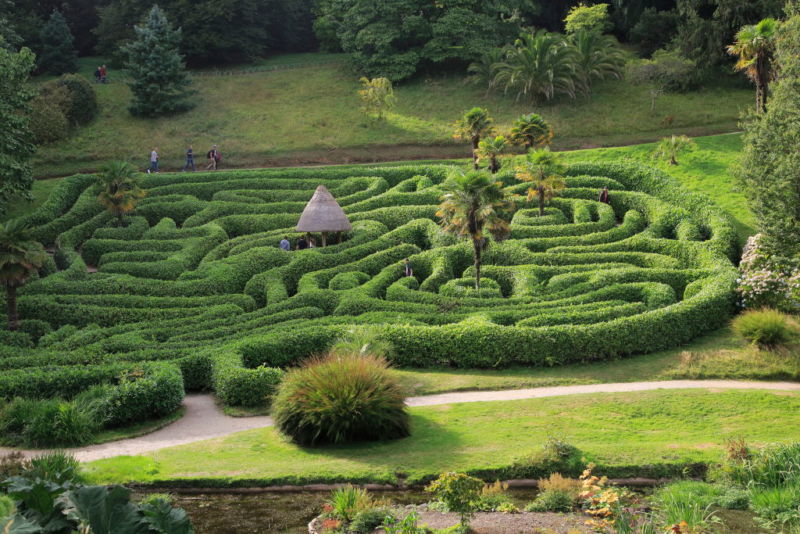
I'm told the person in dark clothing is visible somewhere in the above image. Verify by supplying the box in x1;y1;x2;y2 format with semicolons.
94;66;102;83
297;236;309;250
403;258;413;277
599;186;610;204
206;145;220;170
182;145;196;171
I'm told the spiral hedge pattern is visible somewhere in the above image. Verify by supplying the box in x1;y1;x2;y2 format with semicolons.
0;161;738;410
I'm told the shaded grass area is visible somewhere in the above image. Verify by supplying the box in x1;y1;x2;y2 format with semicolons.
560;133;753;242
30;53;752;178
1;178;61;223
86;389;800;486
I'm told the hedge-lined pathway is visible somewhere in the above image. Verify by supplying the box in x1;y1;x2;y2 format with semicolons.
3;380;799;462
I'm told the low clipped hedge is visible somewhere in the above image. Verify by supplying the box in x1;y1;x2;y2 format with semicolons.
212;351;283;407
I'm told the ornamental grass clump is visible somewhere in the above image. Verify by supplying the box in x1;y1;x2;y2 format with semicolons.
732;308;796;349
272;352;410;446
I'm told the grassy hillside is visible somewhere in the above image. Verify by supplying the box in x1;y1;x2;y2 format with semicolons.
30;53;753;178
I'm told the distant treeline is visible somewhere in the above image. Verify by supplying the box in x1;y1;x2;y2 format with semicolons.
4;0;784;74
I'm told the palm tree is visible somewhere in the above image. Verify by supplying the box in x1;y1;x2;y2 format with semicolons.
568;29;626;97
436;169;515;289
476;135;508;174
453;107;495;170
728;18;778;114
509;113;554;149
467;47;506;94
653;134;696;165
0;220;47;331
95;161;147;225
492;31;578;102
515;148;567;216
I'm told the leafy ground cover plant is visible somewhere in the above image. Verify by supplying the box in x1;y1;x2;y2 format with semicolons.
426;472;484;532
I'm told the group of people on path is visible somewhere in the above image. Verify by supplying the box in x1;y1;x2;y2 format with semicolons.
279;235;317;251
93;65;108;83
147;145;222;173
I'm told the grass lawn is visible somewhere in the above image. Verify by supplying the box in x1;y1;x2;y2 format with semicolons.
30;53;752;178
85;389;800;486
0;178;61;223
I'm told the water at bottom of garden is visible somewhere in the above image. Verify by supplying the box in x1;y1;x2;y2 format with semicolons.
148;488;541;534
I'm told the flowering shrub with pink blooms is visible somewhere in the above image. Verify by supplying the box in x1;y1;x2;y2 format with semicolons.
737;234;800;312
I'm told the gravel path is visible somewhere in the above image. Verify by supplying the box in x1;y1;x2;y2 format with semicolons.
2;380;798;462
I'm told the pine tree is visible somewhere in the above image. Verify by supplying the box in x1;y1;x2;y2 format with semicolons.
38;10;78;75
122;5;194;117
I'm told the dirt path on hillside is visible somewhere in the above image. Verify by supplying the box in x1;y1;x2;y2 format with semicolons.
1;380;797;462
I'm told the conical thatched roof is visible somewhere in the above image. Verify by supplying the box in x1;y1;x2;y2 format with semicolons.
295;185;352;232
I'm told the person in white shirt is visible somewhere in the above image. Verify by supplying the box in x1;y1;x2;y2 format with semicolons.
149;148;159;173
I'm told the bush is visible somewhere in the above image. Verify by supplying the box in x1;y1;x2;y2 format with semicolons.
525;489;575;512
28;88;70;144
326;485;374;523
426;472;484;528
100;365;185;426
272;352;409;446
732;309;795;348
49;74;99;126
349;507;394;533
21;400;98;447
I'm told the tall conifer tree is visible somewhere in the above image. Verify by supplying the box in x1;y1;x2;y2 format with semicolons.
122;5;193;117
38;10;77;75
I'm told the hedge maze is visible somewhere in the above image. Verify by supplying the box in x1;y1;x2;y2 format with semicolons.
1;161;738;421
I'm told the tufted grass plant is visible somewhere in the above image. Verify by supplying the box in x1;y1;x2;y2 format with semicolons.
272;352;410;446
732;309;796;349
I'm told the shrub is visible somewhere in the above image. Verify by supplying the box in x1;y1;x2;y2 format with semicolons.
22;400;98;447
732;309;795;348
0;451;30;480
100;365;185;426
0;495;13;521
525;489;575;512
25;451;85;484
475;481;519;513
348;507;394;533
426;472;484;528
272;352;409;446
324;485;377;526
50;74;99;126
28;87;70;144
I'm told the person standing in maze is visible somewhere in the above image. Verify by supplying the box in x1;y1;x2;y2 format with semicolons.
279;236;291;251
599;186;610;204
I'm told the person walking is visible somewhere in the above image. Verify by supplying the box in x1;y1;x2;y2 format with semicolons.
206;145;220;170
182;145;196;171
149;148;159;173
403;258;413;277
599;186;610;204
296;236;309;250
94;66;101;83
99;64;108;83
279;236;291;251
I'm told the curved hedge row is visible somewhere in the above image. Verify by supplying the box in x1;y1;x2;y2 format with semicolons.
1;161;738;417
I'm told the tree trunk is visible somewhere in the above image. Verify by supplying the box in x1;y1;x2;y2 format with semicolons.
490;156;499;174
472;137;480;170
670;154;678;165
6;285;18;332
756;54;769;114
538;186;545;216
473;237;482;290
322;232;327;247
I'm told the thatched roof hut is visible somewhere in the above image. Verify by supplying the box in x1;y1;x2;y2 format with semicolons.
295;185;352;233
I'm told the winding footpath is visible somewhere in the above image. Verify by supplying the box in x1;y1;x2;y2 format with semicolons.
2;380;799;463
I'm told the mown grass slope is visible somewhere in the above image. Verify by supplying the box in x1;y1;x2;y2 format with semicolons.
31;54;752;177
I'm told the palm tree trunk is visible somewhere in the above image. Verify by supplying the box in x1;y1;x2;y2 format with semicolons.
538;186;545;216
472;137;480;170
490;156;498;174
6;285;18;331
757;54;769;114
473;237;482;290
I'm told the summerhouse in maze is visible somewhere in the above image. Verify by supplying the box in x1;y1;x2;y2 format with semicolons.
296;185;352;246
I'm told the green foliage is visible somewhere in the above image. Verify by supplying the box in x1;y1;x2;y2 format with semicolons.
0;495;13;522
95;161;147;224
676;0;783;69
728;18;778;114
738;6;800;256
425;472;484;528
49;74;99;126
452;107;494;169
349;507;394;533
564;3;612;34
653;135;697;166
515;148;567;216
38;10;77;75
568;29;626;97
525;489;575;512
272;352;409;446
652;489;720;531
629;8;680;57
28;85;70;145
508;113;553;150
122;5;193;117
0;220;47;331
358;77;396;120
627;49;699;109
732;308;795;348
476;135;508;174
0;46;36;213
326;485;373;523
